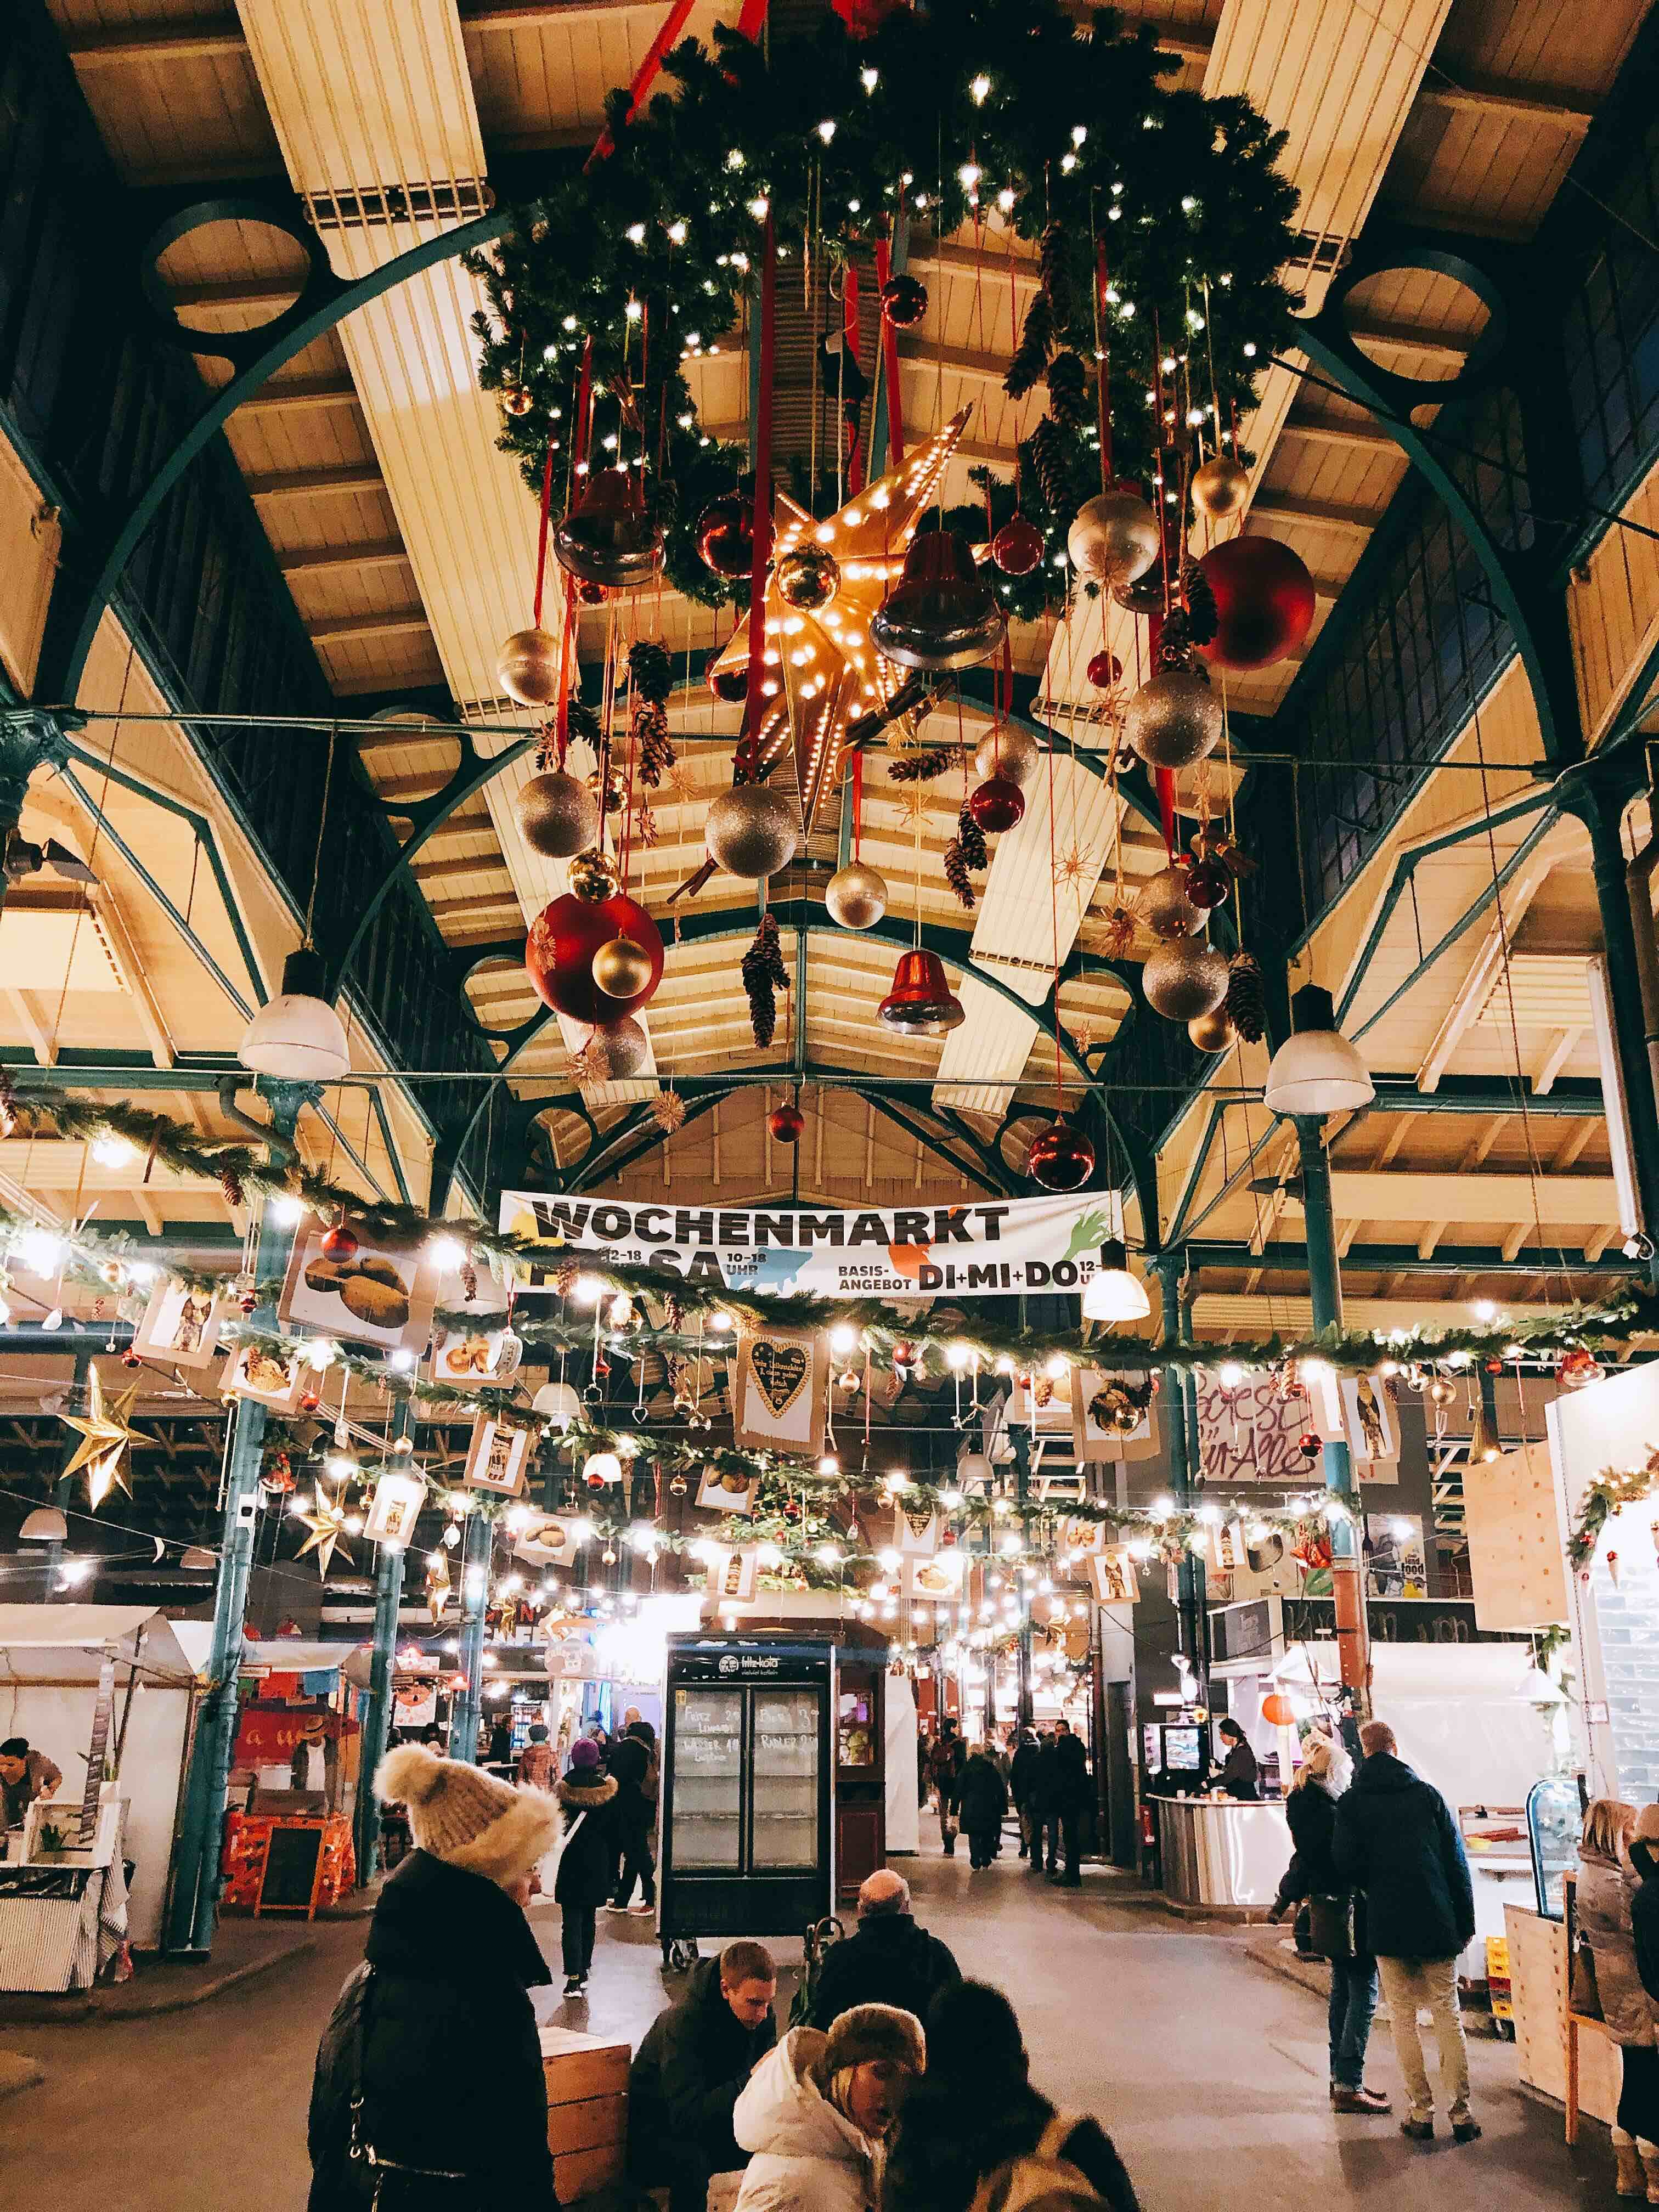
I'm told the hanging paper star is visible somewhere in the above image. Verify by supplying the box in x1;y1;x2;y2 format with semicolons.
707;408;977;833
1053;841;1097;902
295;1496;353;1578
59;1368;148;1510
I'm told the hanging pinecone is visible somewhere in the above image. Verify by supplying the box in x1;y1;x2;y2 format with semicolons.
1045;351;1088;430
887;745;965;783
1038;220;1073;332
1025;416;1079;524
1226;952;1267;1044
662;1290;685;1333
1181;556;1219;649
459;1260;479;1303
628;638;673;704
1003;294;1053;399
555;1257;579;1299
742;913;789;1047
944;801;988;910
566;696;602;753
633;698;675;787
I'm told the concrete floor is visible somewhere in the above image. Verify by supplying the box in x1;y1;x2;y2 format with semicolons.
0;1839;1612;2211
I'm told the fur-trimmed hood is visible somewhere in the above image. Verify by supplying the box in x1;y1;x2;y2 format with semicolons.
557;1773;618;1811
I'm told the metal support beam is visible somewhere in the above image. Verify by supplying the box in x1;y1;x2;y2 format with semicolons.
354;1398;413;1884
451;1506;493;1765
1156;1258;1209;1740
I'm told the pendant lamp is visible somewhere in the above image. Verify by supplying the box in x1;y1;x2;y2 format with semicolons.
1081;1240;1150;1323
1262;984;1374;1115
18;1506;66;1543
240;947;351;1081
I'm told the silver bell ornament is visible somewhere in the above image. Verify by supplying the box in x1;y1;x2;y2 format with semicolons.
1125;668;1223;771
706;783;800;880
516;769;598;859
553;469;664;590
496;627;562;707
1066;490;1160;587
1142;937;1229;1022
972;724;1040;791
825;860;888;931
1192;454;1250;520
1138;864;1205;940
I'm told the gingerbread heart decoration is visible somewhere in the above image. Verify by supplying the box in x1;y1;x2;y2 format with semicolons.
749;1337;809;1419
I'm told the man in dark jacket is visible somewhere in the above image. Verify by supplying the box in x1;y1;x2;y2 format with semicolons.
810;1868;961;2024
1333;1719;1479;2143
1048;1719;1091;1886
928;1719;966;1856
1010;1728;1041;1860
308;1744;558;2210
628;1940;777;2212
605;1716;658;1914
1631;1809;1659;2011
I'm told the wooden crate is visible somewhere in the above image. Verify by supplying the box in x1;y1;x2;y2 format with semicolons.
542;2025;630;2199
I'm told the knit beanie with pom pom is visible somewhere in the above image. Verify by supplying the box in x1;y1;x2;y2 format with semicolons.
376;1743;557;1887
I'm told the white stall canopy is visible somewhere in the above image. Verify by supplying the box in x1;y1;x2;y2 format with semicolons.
0;1606;208;1685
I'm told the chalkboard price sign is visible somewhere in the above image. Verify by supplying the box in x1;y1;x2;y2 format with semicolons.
258;1822;324;1915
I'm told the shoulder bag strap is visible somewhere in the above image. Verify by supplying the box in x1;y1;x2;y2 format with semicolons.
1035;2112;1078;2165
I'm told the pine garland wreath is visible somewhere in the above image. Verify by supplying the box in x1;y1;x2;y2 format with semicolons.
944;801;988;910
742;913;789;1047
1226;952;1267;1043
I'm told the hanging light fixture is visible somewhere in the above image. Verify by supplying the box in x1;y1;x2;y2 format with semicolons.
18;1506;66;1543
1263;984;1374;1115
240;947;350;1081
1081;1240;1150;1323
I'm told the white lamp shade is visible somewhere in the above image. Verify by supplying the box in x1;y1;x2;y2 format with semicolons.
532;1381;580;1429
1263;984;1374;1116
1082;1242;1151;1323
240;948;350;1081
19;1506;66;1543
955;1451;992;1487
582;1451;622;1486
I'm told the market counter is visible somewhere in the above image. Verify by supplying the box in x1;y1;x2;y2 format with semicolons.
1153;1795;1288;1919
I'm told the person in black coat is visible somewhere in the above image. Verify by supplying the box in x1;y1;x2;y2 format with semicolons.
628;1941;779;2212
1009;1728;1041;1860
307;1744;558;2211
1048;1720;1090;1886
958;1746;1009;1870
1333;1720;1478;2143
1270;1736;1388;2112
882;1979;1139;2212
811;1870;961;2028
605;1714;658;1914
554;1740;617;1996
1210;1719;1260;1802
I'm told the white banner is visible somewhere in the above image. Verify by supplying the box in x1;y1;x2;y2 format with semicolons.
500;1189;1124;1300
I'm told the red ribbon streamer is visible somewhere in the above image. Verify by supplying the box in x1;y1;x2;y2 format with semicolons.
586;0;701;170
873;232;905;466
744;216;777;743
852;749;864;856
532;438;556;628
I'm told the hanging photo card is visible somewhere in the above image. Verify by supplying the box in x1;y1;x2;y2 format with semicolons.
462;1414;530;1498
224;1339;306;1412
1088;1548;1142;1605
1206;1519;1249;1575
729;1322;827;1452
362;1470;426;1547
1072;1369;1159;1462
706;1545;759;1602
1365;1512;1428;1599
134;1279;223;1370
1342;1371;1400;1475
1304;1365;1346;1443
906;1549;966;1601
514;1514;588;1570
280;1227;439;1356
696;1465;759;1514
894;1504;940;1558
430;1323;522;1386
1059;1516;1107;1556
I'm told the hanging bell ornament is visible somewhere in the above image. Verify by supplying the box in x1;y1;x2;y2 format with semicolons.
496;627;562;707
776;547;840;612
516;769;599;860
1556;1347;1603;1391
696;493;755;580
1138;864;1206;940
871;532;1005;673
1191;453;1250;520
878;949;965;1037
709;665;750;704
967;776;1025;834
1142;938;1229;1022
973;725;1040;790
590;1016;650;1080
991;517;1043;576
1066;489;1160;586
1125;668;1223;771
1188;1006;1236;1053
825;860;888;930
1182;855;1232;910
880;272;928;328
1086;650;1122;690
706;784;800;879
1026;1121;1097;1192
592;935;654;1000
768;1101;804;1144
502;383;534;419
553;467;664;589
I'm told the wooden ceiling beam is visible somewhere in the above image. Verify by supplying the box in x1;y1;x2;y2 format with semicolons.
1345;320;1470;371
1418;78;1594;136
1280;417;1400;459
238;377;362;419
1249;495;1379;539
166;277;304;317
279;541;411;578
248;464;386;503
63;15;246;66
307;611;433;648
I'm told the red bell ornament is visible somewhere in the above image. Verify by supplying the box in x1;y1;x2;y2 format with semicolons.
871;532;1006;673
526;892;664;1023
554;469;664;590
878;949;965;1037
1197;535;1316;671
768;1101;805;1144
1181;857;1231;909
967;776;1025;834
709;665;749;703
696;494;756;580
991;517;1043;576
1026;1121;1096;1191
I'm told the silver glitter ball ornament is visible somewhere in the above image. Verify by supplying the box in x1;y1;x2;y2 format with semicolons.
1066;490;1160;586
1138;864;1205;940
825;860;888;931
496;626;562;707
972;724;1040;791
1125;668;1223;771
590;1015;650;1080
706;784;800;879
516;769;599;859
1143;937;1229;1022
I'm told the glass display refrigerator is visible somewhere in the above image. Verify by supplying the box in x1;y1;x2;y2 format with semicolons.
658;1635;835;1954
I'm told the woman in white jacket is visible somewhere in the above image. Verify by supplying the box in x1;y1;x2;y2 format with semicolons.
733;2005;926;2212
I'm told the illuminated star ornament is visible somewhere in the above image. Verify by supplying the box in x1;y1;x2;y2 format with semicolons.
59;1367;148;1510
707;408;977;832
296;1494;353;1578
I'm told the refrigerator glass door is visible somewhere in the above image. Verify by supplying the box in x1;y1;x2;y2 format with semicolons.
751;1686;820;1869
672;1687;743;1867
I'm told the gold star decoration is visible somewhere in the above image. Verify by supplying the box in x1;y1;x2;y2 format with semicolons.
1053;841;1096;902
59;1367;148;1511
895;783;934;831
296;1493;353;1579
707;407;977;833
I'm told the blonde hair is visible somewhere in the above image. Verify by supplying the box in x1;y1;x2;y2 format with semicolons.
1635;1803;1659;1847
1582;1798;1638;1860
1292;1735;1334;1791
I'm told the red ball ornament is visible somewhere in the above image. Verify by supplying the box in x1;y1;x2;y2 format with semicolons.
320;1221;359;1262
1086;650;1122;689
299;1390;322;1413
585;1470;607;1491
1298;1431;1322;1460
1026;1122;1096;1190
1197;535;1316;671
709;665;749;703
1181;857;1231;909
783;1499;802;1523
968;776;1025;834
120;1347;142;1369
768;1101;805;1144
696;494;755;580
526;893;664;1024
880;273;928;328
991;517;1043;576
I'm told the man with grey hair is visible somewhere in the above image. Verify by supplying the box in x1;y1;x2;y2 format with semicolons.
807;1867;961;2029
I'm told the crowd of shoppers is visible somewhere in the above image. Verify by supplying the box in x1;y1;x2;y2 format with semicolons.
923;1714;1092;1884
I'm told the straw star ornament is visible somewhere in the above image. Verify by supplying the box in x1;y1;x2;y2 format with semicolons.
295;1494;353;1578
59;1367;148;1510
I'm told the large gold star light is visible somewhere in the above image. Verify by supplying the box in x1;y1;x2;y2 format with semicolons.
708;407;977;832
296;1493;354;1579
60;1366;148;1511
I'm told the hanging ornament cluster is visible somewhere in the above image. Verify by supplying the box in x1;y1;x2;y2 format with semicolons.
526;885;663;1024
973;726;1040;791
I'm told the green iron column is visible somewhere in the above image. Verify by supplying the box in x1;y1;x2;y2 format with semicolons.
353;1397;413;1883
450;1505;493;1763
1293;1114;1372;1718
165;1081;313;1955
1156;1257;1210;1725
43;1346;92;1599
1011;1423;1035;1728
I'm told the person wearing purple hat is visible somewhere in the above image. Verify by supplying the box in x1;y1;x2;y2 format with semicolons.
556;1737;618;1996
